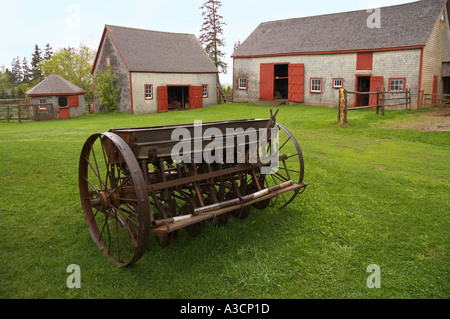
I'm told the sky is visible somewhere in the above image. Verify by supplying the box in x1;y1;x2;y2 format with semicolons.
0;0;415;84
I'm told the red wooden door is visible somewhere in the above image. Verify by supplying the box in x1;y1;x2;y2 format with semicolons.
189;86;203;109
260;63;274;100
157;86;168;113
288;63;305;102
369;76;384;106
59;107;70;120
432;75;438;104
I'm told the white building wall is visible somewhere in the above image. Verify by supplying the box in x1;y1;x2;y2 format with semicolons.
233;49;422;108
131;72;218;114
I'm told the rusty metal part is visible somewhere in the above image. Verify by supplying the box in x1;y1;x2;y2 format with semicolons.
79;110;308;267
79;132;151;267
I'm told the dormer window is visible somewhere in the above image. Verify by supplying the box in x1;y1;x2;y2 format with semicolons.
441;10;446;22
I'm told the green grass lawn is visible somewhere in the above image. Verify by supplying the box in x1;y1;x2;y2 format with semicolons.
0;104;448;299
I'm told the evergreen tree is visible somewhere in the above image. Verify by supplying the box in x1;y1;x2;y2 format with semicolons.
22;57;32;84
44;43;53;61
31;44;43;84
11;57;22;86
199;0;227;74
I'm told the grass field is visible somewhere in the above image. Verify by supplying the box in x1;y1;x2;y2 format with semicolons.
0;104;448;299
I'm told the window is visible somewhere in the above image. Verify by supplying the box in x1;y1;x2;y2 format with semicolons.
106;57;111;69
310;78;323;93
202;84;209;98
389;78;406;91
38;98;47;111
238;77;247;90
441;10;446;22
333;78;344;89
145;84;153;100
59;97;68;107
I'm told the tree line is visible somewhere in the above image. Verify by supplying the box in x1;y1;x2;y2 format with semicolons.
0;43;96;100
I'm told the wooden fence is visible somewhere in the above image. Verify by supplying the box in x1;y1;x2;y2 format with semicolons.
0;103;55;123
421;92;450;108
0;105;31;123
339;88;412;125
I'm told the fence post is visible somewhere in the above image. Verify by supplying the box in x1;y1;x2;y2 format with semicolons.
420;90;424;109
339;89;348;125
382;88;385;116
376;89;379;114
18;105;21;123
408;89;412;110
6;106;10;123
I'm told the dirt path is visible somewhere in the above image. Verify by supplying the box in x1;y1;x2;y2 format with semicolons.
385;107;450;131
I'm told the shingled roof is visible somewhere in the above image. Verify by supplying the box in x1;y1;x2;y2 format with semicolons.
233;0;447;57
26;75;85;96
103;25;218;73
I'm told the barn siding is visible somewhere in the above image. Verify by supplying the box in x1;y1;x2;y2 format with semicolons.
422;7;450;98
372;49;421;107
131;73;217;115
234;49;422;108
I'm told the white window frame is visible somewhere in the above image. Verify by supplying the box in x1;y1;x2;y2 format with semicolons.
333;78;344;89
38;98;48;111
145;84;153;100
202;84;208;98
389;79;405;92
310;78;322;93
238;77;247;90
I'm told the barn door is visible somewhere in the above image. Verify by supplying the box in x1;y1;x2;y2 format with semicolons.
157;86;168;113
260;63;274;100
288;63;305;102
369;76;384;106
59;108;70;120
189;86;203;109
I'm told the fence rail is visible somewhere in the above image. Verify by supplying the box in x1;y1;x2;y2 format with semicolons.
0;105;31;123
338;88;412;125
0;103;55;123
421;92;450;108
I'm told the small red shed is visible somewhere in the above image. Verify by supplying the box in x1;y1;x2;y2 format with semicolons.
26;75;86;120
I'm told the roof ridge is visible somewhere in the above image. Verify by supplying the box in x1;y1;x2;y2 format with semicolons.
106;24;196;37
259;0;425;25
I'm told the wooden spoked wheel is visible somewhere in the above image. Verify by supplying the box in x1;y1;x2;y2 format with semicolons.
259;122;305;208
79;133;150;267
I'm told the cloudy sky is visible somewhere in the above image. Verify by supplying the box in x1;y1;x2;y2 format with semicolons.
0;0;414;83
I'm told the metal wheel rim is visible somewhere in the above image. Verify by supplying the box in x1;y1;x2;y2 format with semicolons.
79;132;150;267
262;122;305;208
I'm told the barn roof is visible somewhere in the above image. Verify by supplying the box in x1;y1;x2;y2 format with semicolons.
233;0;448;57
102;25;218;73
26;75;85;96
